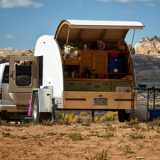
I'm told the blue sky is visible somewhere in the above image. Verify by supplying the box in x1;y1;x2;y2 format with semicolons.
0;0;159;49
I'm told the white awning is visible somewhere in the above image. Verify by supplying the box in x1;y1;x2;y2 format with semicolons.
59;19;144;29
55;19;144;43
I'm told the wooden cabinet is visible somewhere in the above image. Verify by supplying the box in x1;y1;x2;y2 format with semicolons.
92;50;108;76
80;50;93;72
63;49;109;79
80;50;108;77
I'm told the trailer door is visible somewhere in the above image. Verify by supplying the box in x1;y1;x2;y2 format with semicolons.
8;56;39;93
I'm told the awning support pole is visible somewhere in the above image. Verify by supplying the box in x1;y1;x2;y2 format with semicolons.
130;29;135;52
66;27;70;45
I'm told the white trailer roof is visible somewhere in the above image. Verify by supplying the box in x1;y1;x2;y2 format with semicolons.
55;19;144;43
60;19;144;29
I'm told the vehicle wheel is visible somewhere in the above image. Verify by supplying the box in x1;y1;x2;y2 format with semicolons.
32;91;40;124
0;113;1;125
118;110;130;122
118;110;125;122
125;112;131;121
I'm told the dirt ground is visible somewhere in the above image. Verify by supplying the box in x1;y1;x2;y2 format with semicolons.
0;121;160;160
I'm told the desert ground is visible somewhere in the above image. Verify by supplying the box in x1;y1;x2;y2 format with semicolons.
1;118;160;160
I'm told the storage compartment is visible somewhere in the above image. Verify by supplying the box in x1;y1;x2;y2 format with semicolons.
80;50;108;79
63;49;130;80
57;20;134;93
63;48;132;92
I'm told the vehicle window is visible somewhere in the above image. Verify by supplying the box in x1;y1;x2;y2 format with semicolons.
2;65;9;83
15;61;32;86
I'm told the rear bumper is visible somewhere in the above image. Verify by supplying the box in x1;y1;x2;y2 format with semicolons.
63;91;134;110
0;105;27;112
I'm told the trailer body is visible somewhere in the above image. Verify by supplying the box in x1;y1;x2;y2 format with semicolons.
31;19;144;122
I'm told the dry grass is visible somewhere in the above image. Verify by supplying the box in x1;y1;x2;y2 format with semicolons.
129;132;145;139
68;132;84;141
97;131;114;139
86;150;110;160
1;119;160;159
122;144;135;155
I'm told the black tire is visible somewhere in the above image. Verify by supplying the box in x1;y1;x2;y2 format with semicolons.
32;91;40;124
118;110;130;122
118;110;125;122
0;113;1;125
125;112;131;121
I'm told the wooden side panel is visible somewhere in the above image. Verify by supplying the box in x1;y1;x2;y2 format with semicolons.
64;91;133;109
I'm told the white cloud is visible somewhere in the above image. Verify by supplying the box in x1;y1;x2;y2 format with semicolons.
97;0;158;6
4;34;15;40
0;0;43;8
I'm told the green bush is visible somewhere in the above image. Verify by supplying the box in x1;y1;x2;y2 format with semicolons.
68;132;83;141
95;112;117;123
86;150;110;160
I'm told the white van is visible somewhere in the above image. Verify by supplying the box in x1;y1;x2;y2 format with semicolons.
0;56;38;121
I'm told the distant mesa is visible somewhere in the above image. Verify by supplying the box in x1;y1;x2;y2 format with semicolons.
135;36;160;55
0;48;33;58
134;36;160;87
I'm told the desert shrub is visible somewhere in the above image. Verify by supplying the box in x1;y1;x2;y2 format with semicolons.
105;124;116;132
58;112;79;124
129;132;145;139
123;144;135;155
2;132;13;138
127;118;141;129
86;150;110;160
78;112;91;126
97;131;114;139
148;119;160;128
68;132;83;141
95;112;117;123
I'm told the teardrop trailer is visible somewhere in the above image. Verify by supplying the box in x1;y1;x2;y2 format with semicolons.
0;20;144;122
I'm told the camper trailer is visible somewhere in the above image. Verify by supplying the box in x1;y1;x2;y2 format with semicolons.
32;20;144;122
0;20;144;122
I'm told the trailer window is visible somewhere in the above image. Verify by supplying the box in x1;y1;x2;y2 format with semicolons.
15;61;32;86
2;65;9;83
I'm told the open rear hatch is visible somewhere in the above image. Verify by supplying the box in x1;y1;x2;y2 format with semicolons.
55;19;144;109
55;19;144;85
55;19;144;43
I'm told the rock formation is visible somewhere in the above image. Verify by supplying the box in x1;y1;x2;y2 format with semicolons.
0;48;33;58
135;36;160;55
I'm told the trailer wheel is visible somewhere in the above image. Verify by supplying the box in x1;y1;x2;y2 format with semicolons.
124;111;131;121
118;110;125;122
0;113;1;125
32;91;41;123
118;110;130;122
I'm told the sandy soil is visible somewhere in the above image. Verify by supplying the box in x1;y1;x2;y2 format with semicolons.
0;122;160;160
